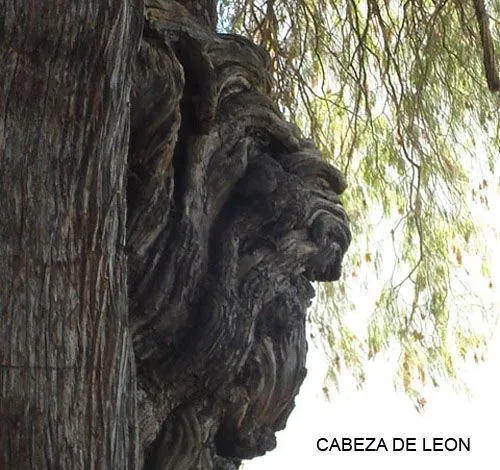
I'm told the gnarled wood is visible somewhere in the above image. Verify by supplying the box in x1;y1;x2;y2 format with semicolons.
129;1;351;468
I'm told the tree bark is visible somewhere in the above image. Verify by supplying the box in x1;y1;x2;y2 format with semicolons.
0;1;350;469
0;1;143;468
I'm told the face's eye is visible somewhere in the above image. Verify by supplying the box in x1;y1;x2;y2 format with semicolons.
218;76;251;103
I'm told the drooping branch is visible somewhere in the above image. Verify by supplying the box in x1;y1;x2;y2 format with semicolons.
473;0;499;92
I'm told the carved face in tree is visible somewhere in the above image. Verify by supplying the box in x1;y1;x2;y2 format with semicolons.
127;1;351;467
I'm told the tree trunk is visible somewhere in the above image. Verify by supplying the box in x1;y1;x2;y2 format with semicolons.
0;1;143;468
0;1;350;469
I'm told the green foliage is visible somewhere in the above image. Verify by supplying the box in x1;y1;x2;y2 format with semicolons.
219;0;500;403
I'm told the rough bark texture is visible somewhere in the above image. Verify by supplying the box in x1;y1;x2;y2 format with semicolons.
0;0;350;469
0;1;143;468
129;1;351;468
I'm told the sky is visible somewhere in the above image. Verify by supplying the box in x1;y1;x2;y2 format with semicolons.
244;327;500;470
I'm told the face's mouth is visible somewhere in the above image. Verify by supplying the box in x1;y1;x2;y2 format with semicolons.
305;243;344;282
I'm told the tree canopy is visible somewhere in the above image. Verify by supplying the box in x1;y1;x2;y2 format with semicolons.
218;0;500;403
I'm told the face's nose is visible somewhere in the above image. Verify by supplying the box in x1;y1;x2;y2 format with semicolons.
309;210;351;253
